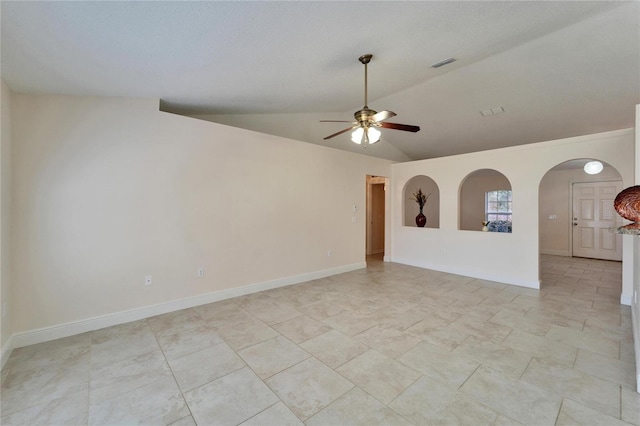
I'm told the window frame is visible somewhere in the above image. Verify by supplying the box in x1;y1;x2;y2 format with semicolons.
485;189;512;222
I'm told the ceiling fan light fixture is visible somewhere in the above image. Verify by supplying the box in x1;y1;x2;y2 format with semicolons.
368;127;381;144
584;160;603;175
351;127;380;145
351;128;364;144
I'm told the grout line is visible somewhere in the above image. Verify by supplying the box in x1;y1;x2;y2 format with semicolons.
619;385;623;421
554;399;565;426
457;363;482;391
149;320;196;423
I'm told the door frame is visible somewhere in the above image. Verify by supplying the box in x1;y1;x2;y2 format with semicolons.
366;175;387;256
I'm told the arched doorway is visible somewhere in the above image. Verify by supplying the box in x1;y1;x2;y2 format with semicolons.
539;158;623;261
538;158;625;301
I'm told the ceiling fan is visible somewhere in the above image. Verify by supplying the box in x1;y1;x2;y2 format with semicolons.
321;54;420;147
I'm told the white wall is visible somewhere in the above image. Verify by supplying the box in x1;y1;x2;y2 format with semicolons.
391;129;635;291
1;80;13;364
9;94;393;342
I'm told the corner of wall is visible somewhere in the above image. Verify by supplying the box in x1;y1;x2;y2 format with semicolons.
634;104;640;392
1;335;13;370
0;79;14;368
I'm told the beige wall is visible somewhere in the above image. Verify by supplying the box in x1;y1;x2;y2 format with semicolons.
539;166;622;256
1;80;12;357
459;172;511;231
10;94;393;335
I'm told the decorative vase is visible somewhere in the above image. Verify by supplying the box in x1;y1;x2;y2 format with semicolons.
482;221;489;232
416;207;427;227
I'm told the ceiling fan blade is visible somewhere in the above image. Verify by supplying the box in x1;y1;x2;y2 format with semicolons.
323;126;356;140
379;122;421;133
320;120;354;123
371;110;396;122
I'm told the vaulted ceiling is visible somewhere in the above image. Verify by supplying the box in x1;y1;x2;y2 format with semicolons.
2;1;638;161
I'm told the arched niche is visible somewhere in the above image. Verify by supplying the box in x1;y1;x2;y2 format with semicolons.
459;169;512;231
538;158;623;260
403;175;440;228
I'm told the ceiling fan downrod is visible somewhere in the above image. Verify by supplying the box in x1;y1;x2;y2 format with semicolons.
355;54;376;124
360;54;372;108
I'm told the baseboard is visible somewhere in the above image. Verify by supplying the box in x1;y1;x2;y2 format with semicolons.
1;335;13;370
621;293;632;306
10;262;366;349
392;257;540;289
540;249;571;257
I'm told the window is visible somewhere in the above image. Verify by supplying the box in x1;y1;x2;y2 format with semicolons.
485;190;512;222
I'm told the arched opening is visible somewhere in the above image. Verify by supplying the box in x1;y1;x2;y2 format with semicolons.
538;158;625;303
459;169;512;232
403;175;440;228
539;158;623;261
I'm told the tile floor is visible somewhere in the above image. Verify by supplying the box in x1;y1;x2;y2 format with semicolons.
1;254;638;425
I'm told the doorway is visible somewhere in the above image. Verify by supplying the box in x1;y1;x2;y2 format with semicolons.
572;181;622;261
366;176;386;256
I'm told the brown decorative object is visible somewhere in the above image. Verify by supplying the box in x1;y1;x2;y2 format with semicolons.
410;188;430;228
614;185;640;222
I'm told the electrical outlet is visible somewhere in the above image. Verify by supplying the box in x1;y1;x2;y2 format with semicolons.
145;275;152;286
327;250;332;257
2;302;7;318
197;267;204;278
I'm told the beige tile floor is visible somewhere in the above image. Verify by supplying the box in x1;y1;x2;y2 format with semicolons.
1;254;638;425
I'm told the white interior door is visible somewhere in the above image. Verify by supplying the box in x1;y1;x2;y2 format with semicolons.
572;181;622;261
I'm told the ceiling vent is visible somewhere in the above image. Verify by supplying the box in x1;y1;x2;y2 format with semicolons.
431;58;456;68
480;106;505;117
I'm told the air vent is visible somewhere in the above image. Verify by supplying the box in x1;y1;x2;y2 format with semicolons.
431;58;456;68
480;106;505;117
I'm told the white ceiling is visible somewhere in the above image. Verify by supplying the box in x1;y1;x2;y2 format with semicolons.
2;1;638;161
